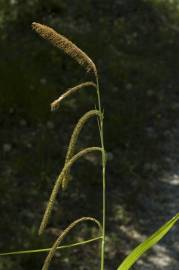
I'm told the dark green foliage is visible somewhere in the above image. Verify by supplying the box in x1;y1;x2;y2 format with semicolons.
0;0;179;269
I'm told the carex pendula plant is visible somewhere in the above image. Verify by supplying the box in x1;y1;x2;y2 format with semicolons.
1;21;179;270
32;22;107;270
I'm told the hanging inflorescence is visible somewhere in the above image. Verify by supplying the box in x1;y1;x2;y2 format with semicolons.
32;22;106;270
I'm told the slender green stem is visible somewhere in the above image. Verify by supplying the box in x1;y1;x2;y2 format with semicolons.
0;236;102;257
96;74;106;270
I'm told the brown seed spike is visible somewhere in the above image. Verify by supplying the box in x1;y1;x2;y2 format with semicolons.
51;82;96;111
32;22;97;75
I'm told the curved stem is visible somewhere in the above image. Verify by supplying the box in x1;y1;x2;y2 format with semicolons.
42;217;102;270
95;74;106;270
62;109;101;190
51;82;96;111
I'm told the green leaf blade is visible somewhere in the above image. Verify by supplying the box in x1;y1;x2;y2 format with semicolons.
117;213;179;270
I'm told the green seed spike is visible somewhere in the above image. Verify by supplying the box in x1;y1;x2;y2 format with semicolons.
39;147;102;235
62;109;101;190
42;216;102;270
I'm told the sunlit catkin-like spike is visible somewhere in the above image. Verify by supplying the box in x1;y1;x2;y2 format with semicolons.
39;147;102;235
32;22;97;75
51;82;96;111
62;110;101;190
42;216;102;270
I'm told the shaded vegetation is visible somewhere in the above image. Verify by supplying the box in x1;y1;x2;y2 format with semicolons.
0;0;179;269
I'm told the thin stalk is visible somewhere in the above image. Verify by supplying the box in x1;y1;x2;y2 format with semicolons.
95;74;106;270
0;236;102;257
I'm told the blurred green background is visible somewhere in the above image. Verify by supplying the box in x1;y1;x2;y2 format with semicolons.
0;0;179;269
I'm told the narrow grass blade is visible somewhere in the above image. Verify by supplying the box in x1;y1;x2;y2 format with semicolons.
0;236;102;256
117;213;179;270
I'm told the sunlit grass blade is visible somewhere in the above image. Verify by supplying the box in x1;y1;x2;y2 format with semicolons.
117;213;179;270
